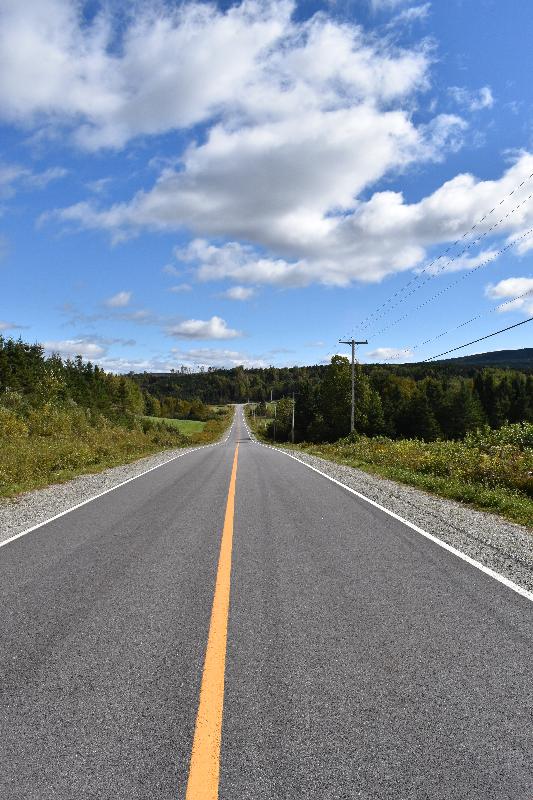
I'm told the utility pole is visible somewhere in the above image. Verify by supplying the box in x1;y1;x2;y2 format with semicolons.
291;392;295;444
339;338;368;433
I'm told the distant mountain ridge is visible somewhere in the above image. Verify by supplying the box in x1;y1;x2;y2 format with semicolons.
438;347;533;369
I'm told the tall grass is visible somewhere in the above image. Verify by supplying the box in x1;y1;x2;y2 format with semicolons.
0;396;232;498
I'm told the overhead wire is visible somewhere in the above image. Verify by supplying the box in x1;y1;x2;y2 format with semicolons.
358;169;533;331
367;225;533;339
422;316;533;362
381;286;533;362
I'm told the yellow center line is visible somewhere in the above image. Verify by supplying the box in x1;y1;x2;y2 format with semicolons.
185;443;239;800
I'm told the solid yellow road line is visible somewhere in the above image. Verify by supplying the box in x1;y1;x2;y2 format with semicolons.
185;444;239;800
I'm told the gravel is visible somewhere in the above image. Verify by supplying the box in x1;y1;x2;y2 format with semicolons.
0;444;204;545
273;445;533;594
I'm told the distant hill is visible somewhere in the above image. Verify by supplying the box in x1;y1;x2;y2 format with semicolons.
438;347;533;370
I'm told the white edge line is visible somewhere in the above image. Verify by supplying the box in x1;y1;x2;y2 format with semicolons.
241;411;533;604
0;410;238;551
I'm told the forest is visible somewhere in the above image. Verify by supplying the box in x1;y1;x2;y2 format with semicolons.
135;355;533;443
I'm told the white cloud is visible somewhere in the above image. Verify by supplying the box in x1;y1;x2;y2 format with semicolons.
389;4;431;24
424;247;500;276
0;320;26;331
221;285;256;300
162;264;182;276
486;277;533;315
449;86;494;112
86;177;112;194
2;0;431;157
366;347;414;361
27;1;527;292
370;0;408;9
171;347;267;368
0;162;67;198
74;346;268;373
43;339;106;359
168;283;192;293
0;0;293;150
53;151;533;288
104;290;132;308
166;315;241;340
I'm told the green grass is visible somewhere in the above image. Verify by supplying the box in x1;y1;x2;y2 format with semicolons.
143;416;206;434
142;406;234;446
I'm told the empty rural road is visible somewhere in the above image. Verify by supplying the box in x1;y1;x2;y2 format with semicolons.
1;406;532;799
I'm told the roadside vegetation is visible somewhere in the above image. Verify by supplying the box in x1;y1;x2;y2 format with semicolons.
246;365;533;528
286;427;533;528
0;337;231;498
143;416;206;434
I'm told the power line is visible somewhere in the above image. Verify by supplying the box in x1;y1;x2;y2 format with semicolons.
368;225;533;339
364;192;533;336
422;316;533;362
358;170;533;332
381;286;533;362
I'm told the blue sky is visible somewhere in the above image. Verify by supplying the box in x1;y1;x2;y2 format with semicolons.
1;0;533;371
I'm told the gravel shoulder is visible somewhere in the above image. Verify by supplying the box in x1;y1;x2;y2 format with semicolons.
277;445;533;594
0;444;204;545
245;421;533;596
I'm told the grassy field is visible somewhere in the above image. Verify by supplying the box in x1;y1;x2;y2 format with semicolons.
246;408;533;528
143;416;206;434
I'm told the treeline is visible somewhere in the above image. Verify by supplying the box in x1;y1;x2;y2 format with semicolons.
260;356;533;442
0;337;215;424
0;336;194;497
0;336;145;420
133;356;533;442
132;365;328;406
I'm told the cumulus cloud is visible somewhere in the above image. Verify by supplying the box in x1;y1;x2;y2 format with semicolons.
104;290;132;308
28;1;529;291
43;338;106;358
0;0;432;150
166;315;241;340
0;0;293;150
486;277;533;315
52;149;533;288
221;286;256;300
162;154;533;287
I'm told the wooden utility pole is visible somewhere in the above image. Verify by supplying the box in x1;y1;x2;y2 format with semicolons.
339;338;368;432
291;392;295;444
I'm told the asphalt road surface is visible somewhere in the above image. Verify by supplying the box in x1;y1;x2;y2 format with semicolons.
1;407;532;799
